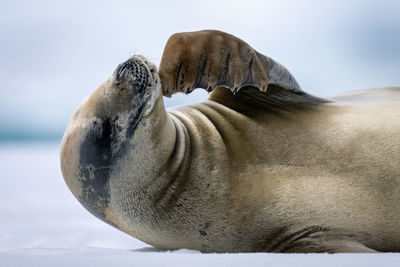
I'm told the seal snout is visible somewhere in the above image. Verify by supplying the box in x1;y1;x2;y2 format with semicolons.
113;57;150;95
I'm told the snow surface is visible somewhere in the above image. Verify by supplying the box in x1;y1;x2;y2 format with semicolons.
1;143;400;266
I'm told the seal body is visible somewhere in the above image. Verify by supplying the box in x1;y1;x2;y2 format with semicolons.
61;31;400;253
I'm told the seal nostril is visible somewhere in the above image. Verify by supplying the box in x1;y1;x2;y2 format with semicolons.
114;59;150;94
114;62;130;81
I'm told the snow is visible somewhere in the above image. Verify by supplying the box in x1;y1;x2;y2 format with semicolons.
1;143;400;266
2;247;400;267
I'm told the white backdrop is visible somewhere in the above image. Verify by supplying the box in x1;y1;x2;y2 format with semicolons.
1;0;400;138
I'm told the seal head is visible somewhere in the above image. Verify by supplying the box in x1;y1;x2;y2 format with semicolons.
60;55;160;223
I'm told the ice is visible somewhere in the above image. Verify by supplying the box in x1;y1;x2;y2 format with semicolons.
0;143;145;252
0;143;399;266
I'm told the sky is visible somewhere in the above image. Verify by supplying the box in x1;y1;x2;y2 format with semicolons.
0;0;399;141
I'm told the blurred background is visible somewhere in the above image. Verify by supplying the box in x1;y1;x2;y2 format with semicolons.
0;0;400;255
1;0;400;142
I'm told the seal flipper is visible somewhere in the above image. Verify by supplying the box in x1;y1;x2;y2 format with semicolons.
159;30;269;95
159;30;326;108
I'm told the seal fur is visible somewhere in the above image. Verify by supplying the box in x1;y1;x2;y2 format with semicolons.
61;30;400;253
